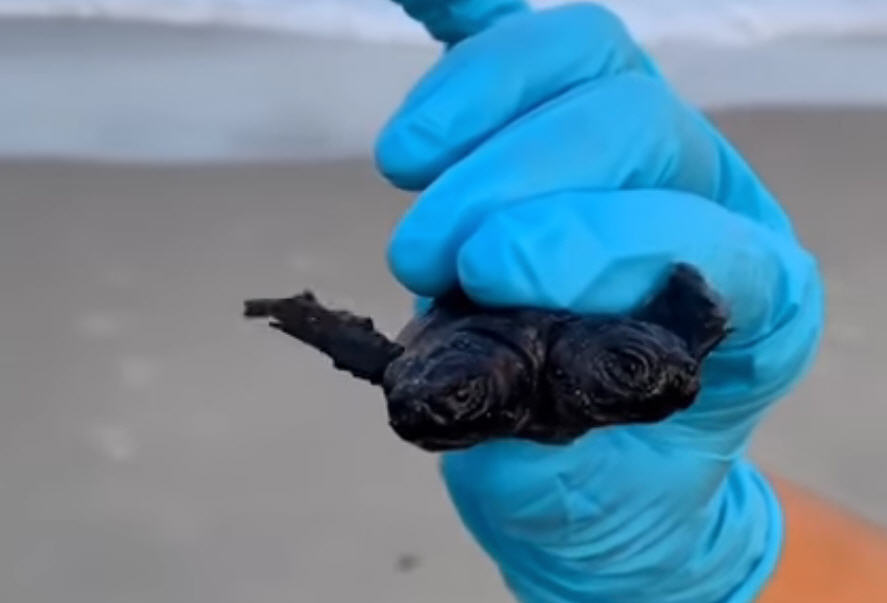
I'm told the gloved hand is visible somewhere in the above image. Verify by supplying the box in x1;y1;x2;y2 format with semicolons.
376;3;825;601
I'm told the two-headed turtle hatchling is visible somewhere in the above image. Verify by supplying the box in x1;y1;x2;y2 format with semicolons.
243;263;729;452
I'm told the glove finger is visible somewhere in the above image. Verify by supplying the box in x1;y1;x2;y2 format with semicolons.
390;0;530;46
456;189;823;427
388;73;795;296
457;189;796;329
376;4;657;190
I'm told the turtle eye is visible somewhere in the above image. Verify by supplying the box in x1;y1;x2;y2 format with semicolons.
452;338;471;351
453;385;472;404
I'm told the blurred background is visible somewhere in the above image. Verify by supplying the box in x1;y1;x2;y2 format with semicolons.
1;1;885;601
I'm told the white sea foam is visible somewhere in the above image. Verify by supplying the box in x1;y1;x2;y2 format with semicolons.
2;0;887;47
1;1;885;161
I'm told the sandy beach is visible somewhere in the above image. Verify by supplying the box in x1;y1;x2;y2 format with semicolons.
1;105;885;602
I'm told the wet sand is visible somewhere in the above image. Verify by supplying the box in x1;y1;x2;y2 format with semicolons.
1;107;885;602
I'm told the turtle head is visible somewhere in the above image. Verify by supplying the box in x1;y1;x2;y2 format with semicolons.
545;319;701;427
383;328;534;451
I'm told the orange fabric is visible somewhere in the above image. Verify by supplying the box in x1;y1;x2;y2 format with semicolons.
758;476;887;602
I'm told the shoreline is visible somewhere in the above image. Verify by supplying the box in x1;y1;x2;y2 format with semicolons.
3;0;887;47
1;18;886;162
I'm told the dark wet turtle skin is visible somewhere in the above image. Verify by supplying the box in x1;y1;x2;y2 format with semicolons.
244;263;729;452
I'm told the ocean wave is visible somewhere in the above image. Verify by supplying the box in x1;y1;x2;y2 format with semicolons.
2;0;887;46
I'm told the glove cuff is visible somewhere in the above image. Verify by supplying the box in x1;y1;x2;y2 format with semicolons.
724;462;785;602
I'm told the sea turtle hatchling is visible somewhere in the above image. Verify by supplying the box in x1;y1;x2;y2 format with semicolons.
244;263;729;452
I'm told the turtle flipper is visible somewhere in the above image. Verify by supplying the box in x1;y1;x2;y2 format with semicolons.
244;293;403;385
634;263;730;359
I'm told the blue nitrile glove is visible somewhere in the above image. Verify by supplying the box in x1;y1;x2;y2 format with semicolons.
377;3;825;602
